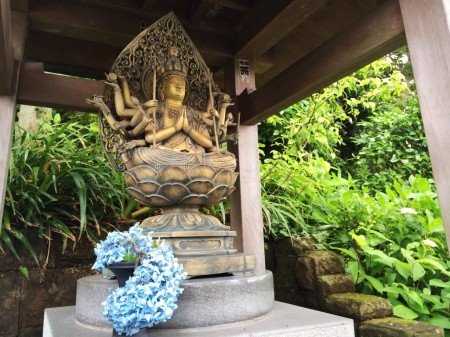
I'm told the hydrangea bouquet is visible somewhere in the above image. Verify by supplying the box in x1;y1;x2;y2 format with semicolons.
92;224;187;336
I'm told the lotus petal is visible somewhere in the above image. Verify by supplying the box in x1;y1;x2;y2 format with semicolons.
180;194;209;206
144;194;171;207
156;166;189;183
133;165;158;181
126;187;146;204
206;185;229;204
157;183;190;203
225;186;236;197
213;169;234;185
187;180;214;195
137;181;160;194
123;171;137;186
188;165;215;180
231;172;239;186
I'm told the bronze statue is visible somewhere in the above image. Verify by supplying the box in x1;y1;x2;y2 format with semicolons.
88;13;254;276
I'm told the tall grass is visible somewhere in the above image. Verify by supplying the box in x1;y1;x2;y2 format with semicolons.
2;112;132;266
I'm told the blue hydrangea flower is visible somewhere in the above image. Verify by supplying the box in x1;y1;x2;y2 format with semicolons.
93;223;187;336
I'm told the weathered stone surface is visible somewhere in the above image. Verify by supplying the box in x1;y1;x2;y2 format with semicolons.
272;253;303;304
273;238;316;256
18;326;43;337
317;274;355;299
264;241;276;272
295;251;345;291
47;237;97;268
360;317;444;337
0;271;21;337
324;293;392;321
19;266;96;330
0;246;17;272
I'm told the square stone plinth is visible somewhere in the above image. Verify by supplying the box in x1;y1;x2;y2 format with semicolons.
44;302;355;337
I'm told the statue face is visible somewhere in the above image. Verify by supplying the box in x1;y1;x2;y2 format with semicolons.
162;75;186;102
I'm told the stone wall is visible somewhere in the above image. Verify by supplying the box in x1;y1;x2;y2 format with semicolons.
266;239;444;337
0;232;97;337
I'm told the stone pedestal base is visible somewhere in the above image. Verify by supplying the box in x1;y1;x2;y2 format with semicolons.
44;302;355;337
75;271;273;329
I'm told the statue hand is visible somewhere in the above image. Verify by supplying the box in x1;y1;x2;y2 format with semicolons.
182;112;190;132
142;99;158;109
104;81;120;90
121;140;138;151
105;72;118;82
174;112;184;132
209;109;219;119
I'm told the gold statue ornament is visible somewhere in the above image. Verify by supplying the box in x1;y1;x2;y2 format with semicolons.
88;13;254;276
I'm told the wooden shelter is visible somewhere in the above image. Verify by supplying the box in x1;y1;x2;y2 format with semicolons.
1;0;450;270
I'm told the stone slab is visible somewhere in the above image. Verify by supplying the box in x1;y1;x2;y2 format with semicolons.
44;301;355;337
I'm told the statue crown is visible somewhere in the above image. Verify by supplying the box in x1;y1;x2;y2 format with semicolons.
158;47;188;79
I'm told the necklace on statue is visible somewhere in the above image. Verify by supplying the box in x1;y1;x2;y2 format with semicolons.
166;105;180;119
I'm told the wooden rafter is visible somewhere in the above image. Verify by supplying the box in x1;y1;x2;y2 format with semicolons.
28;0;232;68
0;0;14;94
239;0;406;125
17;63;104;112
234;0;327;59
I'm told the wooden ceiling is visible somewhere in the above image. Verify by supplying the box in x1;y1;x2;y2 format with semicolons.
5;0;406;124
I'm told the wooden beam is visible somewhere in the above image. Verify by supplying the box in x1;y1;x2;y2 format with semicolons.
17;63;104;112
0;0;14;94
189;1;211;24
239;0;406;125
235;0;327;59
205;0;253;12
25;31;122;76
399;0;450;251
28;0;232;65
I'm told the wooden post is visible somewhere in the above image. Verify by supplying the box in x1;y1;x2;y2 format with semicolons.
0;63;19;225
0;6;26;227
399;0;450;250
224;58;265;274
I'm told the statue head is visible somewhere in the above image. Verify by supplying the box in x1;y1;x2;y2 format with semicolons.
157;47;189;102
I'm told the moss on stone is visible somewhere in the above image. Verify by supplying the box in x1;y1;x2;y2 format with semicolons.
324;293;392;321
360;317;444;337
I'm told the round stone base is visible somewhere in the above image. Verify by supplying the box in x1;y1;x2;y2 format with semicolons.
75;271;274;329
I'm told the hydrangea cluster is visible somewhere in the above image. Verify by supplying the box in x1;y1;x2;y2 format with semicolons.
92;224;187;336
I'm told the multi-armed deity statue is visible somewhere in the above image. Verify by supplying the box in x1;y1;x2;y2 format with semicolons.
88;13;254;276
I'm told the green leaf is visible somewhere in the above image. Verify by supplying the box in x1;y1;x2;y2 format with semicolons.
428;314;450;329
7;228;39;266
364;275;383;293
393;305;418;320
19;266;29;279
69;171;87;238
394;261;411;280
430;279;449;288
412;262;426;281
335;248;358;260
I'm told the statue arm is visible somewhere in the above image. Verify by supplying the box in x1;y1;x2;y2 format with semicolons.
104;80;140;119
182;109;214;149
117;74;139;108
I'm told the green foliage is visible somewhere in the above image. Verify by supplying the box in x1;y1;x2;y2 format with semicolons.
329;176;450;328
3;110;133;266
259;49;450;331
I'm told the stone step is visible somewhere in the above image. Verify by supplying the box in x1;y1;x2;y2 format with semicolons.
44;301;355;337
